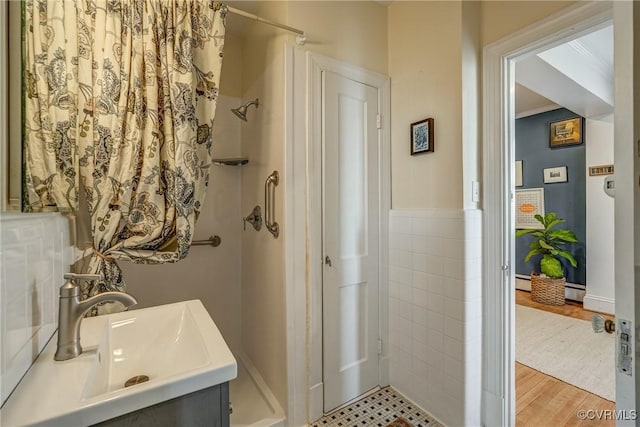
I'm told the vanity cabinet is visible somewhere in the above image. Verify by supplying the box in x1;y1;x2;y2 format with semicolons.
93;383;230;427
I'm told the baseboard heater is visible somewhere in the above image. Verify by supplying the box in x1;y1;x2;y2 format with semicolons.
515;274;586;302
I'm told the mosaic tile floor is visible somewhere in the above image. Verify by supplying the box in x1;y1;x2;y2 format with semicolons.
310;387;443;427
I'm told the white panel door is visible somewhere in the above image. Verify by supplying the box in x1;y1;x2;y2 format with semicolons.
322;70;380;413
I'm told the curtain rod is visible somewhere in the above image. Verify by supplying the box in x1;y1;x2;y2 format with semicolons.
225;5;307;45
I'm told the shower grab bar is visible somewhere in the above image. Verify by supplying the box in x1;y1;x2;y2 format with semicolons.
191;235;222;247
264;171;279;238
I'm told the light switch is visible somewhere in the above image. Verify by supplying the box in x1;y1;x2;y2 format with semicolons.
472;181;480;203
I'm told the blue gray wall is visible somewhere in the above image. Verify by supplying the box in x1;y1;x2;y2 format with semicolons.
515;108;586;285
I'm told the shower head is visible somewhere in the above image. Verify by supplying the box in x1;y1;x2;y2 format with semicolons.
231;98;260;122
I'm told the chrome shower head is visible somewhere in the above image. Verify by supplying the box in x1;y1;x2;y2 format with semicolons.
231;98;260;122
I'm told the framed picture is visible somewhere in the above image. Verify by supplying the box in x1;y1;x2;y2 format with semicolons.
589;164;614;176
549;117;583;147
411;118;434;155
515;188;545;229
515;160;523;187
543;166;568;184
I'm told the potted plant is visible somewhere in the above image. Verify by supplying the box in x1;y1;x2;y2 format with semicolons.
516;212;578;306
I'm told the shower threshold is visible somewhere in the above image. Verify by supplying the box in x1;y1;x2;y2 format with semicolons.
230;353;285;427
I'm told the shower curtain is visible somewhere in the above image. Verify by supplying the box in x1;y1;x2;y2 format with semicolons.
23;0;226;313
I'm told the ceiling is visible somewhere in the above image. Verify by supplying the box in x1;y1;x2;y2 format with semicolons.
515;24;613;118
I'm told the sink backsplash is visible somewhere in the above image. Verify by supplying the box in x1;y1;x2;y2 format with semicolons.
0;213;72;407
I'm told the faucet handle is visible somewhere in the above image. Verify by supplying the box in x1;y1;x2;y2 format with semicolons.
61;273;101;297
64;273;101;282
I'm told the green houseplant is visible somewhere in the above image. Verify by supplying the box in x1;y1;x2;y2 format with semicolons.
516;212;578;306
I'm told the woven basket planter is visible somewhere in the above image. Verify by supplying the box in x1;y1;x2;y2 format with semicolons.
530;273;565;306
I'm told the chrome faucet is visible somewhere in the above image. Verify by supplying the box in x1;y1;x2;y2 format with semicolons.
54;273;138;361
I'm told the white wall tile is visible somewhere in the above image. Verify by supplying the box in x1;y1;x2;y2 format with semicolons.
412;271;428;290
1;214;72;407
413;288;428;308
390;266;413;286
411;234;428;254
427;310;443;332
412;252;428;273
443;316;464;341
426;273;443;295
426;292;443;313
444;336;464;362
427;329;444;353
413;306;428;327
390;248;412;269
411;217;429;236
388;209;483;427
390;232;412;251
390;215;413;234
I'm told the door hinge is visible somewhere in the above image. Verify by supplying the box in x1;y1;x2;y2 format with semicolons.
377;338;383;355
376;114;381;130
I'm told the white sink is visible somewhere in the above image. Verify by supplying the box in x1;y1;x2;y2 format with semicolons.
0;300;237;426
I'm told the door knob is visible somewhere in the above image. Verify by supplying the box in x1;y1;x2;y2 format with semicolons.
325;256;332;266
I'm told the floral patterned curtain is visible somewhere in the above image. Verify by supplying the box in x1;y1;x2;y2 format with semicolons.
24;0;226;313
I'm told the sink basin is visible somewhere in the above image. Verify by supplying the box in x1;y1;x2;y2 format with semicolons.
0;300;237;427
82;301;211;399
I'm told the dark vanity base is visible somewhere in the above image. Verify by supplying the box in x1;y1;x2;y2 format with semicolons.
93;382;230;427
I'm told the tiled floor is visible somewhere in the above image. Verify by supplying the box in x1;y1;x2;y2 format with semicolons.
310;387;442;427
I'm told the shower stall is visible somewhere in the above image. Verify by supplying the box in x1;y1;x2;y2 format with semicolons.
120;10;296;427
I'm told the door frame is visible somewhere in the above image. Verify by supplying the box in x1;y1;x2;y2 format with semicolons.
482;2;616;426
286;47;390;423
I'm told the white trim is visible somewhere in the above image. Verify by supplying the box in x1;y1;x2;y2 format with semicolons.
300;51;391;422
1;1;8;212
612;1;639;416
583;294;615;315
284;43;307;427
482;2;613;426
514;103;561;119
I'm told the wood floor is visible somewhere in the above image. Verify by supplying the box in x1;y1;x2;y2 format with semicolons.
516;290;615;427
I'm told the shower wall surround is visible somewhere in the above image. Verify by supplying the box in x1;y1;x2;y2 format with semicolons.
0;213;72;406
388;209;482;427
120;93;243;353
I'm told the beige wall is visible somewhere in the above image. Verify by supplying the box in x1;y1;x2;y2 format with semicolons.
288;1;388;75
481;1;578;45
389;1;463;209
219;33;244;99
388;0;581;210
462;0;482;210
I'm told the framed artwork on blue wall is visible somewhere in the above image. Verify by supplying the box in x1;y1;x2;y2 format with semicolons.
543;166;568;184
549;117;583;147
411;118;434;155
515;160;523;187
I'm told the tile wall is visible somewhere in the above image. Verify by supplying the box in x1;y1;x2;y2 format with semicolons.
388;209;482;427
0;213;72;406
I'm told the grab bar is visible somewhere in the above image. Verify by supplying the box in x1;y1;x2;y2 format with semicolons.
264;171;279;238
191;235;222;247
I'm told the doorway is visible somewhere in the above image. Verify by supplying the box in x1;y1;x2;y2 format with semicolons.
512;29;616;421
289;50;391;421
482;2;639;425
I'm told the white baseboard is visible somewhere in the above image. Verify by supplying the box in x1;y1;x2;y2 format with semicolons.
308;382;323;423
379;355;390;386
515;276;586;302
583;294;615;315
